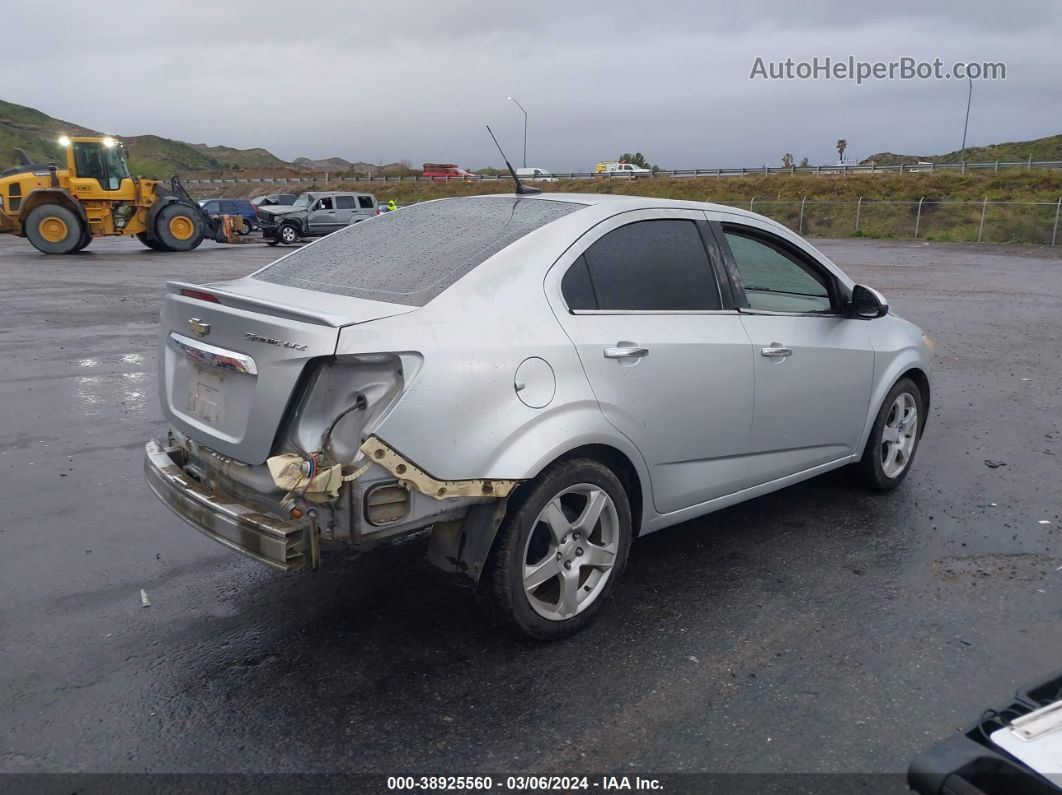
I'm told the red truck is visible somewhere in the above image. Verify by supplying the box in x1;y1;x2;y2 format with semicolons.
421;163;476;181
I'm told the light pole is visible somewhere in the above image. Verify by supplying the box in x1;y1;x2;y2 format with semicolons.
960;75;973;164
507;96;528;168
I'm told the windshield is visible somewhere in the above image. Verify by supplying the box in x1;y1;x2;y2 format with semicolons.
254;196;583;306
73;141;131;190
292;194;310;208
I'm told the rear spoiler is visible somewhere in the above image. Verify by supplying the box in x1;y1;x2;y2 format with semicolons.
165;281;351;328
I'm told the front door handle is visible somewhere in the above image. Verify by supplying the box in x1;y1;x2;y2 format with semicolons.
760;345;793;358
604;345;649;360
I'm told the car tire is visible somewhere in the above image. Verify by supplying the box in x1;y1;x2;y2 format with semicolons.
278;223;299;245
154;203;204;252
856;377;925;492
238;218;251;236
25;204;84;255
266;237;280;247
483;458;632;640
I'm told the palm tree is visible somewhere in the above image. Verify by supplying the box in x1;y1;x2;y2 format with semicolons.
836;139;848;163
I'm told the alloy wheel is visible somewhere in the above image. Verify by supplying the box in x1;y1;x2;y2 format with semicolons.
881;392;918;478
522;484;619;621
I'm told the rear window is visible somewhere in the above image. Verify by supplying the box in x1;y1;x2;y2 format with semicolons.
254;196;583;306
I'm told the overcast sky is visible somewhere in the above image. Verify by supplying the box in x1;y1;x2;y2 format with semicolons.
5;0;1061;170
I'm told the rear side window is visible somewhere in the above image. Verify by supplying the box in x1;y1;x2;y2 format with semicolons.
255;197;583;306
335;195;355;209
563;219;721;311
357;196;374;209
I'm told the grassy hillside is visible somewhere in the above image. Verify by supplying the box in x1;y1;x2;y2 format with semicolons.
202;170;1059;245
0;98;293;177
122;135;225;177
192;143;289;171
238;169;1062;205
864;134;1062;165
0;98;97;167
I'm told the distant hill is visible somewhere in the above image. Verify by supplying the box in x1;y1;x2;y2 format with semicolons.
863;134;1062;165
293;156;354;172
0;98;387;177
0;98;97;166
191;142;289;171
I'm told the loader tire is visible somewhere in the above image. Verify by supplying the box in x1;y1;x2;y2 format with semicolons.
74;228;92;252
136;232;167;251
25;204;84;255
154;203;204;252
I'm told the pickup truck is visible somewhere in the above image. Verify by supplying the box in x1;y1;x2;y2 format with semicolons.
594;161;651;177
257;191;378;245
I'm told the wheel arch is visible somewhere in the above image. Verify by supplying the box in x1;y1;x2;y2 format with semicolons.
546;443;645;537
856;354;933;460
18;189;86;228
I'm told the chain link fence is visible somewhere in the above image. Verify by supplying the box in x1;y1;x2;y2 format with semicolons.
745;198;1062;245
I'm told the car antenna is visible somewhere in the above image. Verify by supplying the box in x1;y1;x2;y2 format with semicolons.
485;125;541;195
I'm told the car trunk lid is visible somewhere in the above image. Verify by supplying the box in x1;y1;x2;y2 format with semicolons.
159;279;413;464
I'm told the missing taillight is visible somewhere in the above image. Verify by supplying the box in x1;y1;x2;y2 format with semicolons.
181;288;220;303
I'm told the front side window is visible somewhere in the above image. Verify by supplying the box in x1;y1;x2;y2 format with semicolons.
723;228;833;314
316;197;334;211
562;219;721;311
72;142;130;190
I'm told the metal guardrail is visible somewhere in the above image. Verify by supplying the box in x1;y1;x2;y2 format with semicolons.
180;159;1062;185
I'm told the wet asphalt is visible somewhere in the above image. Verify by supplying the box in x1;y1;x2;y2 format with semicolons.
0;234;1059;784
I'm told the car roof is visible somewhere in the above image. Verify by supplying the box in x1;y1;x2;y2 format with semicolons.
467;192;772;220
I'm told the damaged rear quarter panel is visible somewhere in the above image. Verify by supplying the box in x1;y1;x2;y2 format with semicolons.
333;213;652;497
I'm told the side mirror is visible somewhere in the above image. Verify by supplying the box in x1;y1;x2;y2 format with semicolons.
850;284;889;319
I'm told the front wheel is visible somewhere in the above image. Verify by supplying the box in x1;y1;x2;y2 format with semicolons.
483;459;632;640
154;203;204;252
856;377;925;491
136;231;166;251
277;223;299;245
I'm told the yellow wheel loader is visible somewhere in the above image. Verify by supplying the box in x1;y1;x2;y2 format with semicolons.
0;135;225;254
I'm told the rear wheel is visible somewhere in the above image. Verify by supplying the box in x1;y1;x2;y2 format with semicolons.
856;377;924;491
237;218;251;236
153;203;204;252
25;204;84;254
483;459;632;640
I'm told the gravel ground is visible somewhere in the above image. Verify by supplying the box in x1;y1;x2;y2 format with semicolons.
0;234;1059;790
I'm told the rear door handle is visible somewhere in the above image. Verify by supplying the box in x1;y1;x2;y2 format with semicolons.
760;345;793;358
604;345;649;359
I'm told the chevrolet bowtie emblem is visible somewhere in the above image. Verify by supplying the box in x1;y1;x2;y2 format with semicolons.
188;318;210;337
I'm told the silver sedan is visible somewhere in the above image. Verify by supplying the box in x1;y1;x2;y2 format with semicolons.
145;193;932;639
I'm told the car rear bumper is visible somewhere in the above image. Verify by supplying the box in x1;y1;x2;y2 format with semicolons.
143;439;307;572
